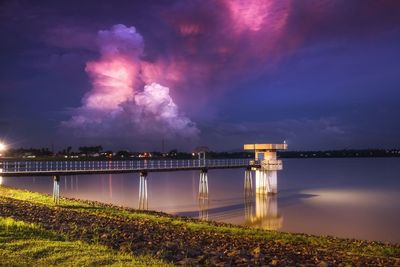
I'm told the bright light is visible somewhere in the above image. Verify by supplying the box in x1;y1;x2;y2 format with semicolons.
0;142;6;152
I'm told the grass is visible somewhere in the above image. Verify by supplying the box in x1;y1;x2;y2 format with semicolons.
0;217;170;266
1;185;399;259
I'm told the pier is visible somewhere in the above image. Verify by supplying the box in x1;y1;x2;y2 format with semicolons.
0;158;251;176
0;143;287;205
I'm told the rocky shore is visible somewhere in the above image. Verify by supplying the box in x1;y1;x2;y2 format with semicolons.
0;186;399;266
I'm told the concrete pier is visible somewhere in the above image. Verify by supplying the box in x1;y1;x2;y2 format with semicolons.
198;169;209;198
138;171;148;210
255;170;277;194
244;169;253;195
52;175;60;204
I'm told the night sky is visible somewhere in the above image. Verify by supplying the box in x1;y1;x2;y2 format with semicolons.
1;0;400;151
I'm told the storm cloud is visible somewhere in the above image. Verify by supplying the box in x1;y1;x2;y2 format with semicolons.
1;0;400;150
62;24;199;141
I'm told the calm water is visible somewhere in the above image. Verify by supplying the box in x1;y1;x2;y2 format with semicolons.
1;158;399;243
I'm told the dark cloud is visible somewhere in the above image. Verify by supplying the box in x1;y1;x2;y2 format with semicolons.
1;0;400;150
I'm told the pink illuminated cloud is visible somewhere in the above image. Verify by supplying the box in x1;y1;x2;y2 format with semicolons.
226;0;275;32
84;56;139;110
63;24;199;140
134;83;199;136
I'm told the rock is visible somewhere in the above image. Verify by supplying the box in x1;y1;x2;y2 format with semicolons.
187;248;201;257
1;193;399;267
317;261;328;267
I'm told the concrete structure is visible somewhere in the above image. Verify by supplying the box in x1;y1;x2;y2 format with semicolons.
138;171;148;210
52;175;60;205
244;143;287;194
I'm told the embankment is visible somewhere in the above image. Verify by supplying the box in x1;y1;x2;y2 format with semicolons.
0;186;399;266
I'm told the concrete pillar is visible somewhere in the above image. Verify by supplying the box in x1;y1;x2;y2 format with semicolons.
244;169;254;221
52;175;60;205
138;171;148;210
255;170;278;194
244;169;253;197
198;169;208;198
255;170;266;194
267;171;277;194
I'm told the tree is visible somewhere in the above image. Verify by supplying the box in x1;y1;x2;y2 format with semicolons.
78;146;103;154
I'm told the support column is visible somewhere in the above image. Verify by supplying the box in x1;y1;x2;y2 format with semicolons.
198;168;209;220
244;169;254;221
267;171;277;194
255;170;278;195
244;169;253;197
198;168;208;198
255;170;266;194
138;171;148;210
52;175;60;205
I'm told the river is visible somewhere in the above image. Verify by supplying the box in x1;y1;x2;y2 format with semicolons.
2;158;399;243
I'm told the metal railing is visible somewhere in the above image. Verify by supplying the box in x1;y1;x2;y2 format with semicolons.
0;159;252;174
261;159;283;171
249;159;283;171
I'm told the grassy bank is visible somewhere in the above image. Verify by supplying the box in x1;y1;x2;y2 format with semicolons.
1;185;399;265
0;217;169;266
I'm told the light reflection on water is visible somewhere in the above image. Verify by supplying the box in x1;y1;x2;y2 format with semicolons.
2;158;400;243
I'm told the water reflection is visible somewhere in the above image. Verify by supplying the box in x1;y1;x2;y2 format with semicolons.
138;172;148;210
244;170;282;230
198;169;210;220
245;194;282;230
198;169;209;198
108;175;112;199
198;196;209;220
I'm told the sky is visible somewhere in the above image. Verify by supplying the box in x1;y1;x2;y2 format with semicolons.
0;0;400;152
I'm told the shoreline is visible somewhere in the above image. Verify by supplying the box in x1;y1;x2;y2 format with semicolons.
1;185;399;265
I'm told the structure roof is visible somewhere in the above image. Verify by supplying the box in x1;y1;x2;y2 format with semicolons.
243;144;288;151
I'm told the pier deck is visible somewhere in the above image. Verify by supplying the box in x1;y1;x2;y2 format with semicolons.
0;159;251;177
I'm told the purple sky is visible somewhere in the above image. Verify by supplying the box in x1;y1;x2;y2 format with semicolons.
1;0;400;151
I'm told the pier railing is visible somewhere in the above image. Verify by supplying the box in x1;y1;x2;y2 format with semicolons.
0;158;252;175
249;159;283;171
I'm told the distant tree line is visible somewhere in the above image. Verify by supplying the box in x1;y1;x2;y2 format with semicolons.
1;146;400;160
78;146;103;154
278;149;400;158
5;148;53;157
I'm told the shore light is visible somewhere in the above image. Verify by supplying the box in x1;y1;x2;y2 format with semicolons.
0;142;6;152
0;142;6;157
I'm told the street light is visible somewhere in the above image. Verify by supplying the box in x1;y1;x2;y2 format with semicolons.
0;142;6;152
0;142;6;158
0;142;4;178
